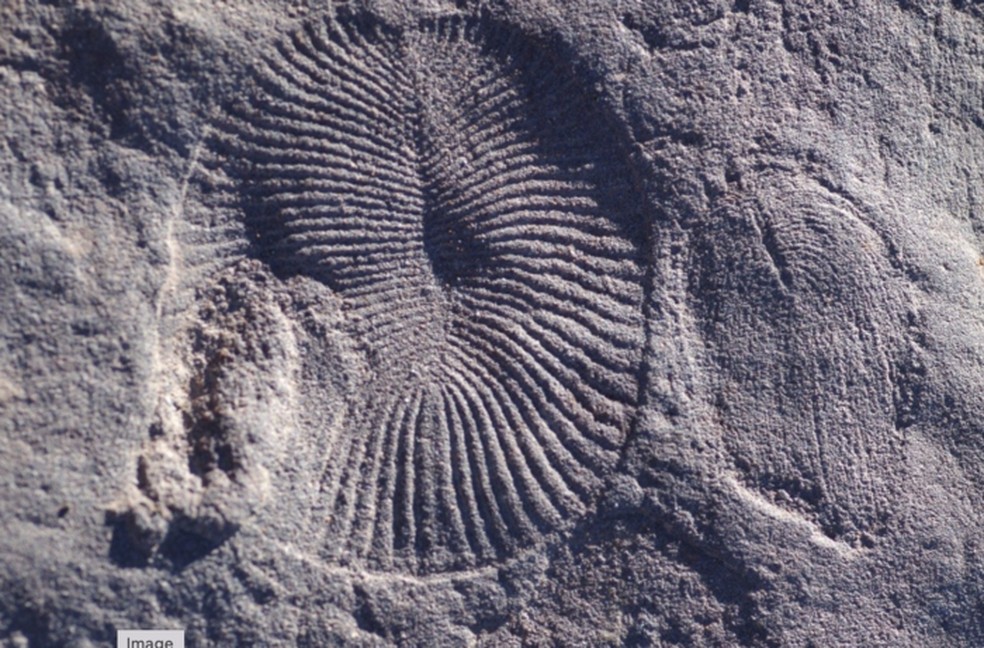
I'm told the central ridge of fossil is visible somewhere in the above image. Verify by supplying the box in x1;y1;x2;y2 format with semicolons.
213;11;646;574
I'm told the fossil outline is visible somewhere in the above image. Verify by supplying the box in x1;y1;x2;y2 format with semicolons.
209;9;647;574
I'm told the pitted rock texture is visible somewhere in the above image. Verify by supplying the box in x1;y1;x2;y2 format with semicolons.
1;1;983;646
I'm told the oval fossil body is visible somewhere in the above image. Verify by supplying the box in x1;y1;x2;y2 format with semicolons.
211;10;646;574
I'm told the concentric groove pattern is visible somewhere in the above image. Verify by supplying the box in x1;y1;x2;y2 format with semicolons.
212;12;646;574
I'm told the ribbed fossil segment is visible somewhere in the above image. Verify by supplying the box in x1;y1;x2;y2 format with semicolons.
212;11;646;574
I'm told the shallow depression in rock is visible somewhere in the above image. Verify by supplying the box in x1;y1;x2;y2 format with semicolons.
206;10;648;574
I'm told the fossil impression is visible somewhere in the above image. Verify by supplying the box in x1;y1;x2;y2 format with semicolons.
204;11;647;574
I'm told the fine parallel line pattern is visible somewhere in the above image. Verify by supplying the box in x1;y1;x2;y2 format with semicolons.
443;344;578;523
211;9;646;574
442;343;593;506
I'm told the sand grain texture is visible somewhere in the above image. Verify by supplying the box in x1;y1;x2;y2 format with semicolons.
1;1;983;646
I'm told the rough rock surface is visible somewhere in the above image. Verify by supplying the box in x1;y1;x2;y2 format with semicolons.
2;1;983;646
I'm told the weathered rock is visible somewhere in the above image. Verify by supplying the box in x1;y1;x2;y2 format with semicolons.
1;1;982;645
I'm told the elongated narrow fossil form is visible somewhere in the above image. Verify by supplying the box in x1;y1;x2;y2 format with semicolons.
209;10;646;574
